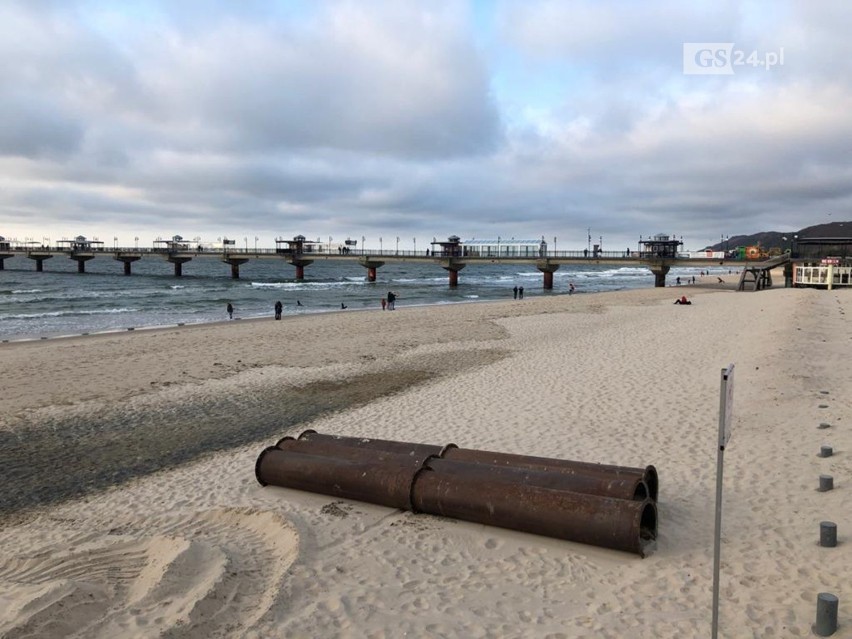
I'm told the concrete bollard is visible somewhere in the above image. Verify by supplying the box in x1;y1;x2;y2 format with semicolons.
820;445;834;458
819;475;835;492
820;521;838;548
814;592;838;636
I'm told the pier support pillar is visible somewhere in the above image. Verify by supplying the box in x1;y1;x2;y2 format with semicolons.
357;258;385;283
536;261;560;290
288;258;314;281
168;257;192;277
27;254;52;272
649;265;670;288
115;254;141;275
72;255;95;273
440;260;466;288
223;257;249;279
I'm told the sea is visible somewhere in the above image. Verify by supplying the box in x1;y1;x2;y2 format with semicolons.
0;255;730;341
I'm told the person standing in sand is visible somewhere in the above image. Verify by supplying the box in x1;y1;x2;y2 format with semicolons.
513;286;518;299
387;291;396;310
381;297;387;311
227;302;234;319
274;301;282;320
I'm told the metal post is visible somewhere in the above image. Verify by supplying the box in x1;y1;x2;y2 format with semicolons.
712;364;734;639
815;592;839;636
820;521;837;548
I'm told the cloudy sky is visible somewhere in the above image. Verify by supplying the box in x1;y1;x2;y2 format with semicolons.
1;0;849;251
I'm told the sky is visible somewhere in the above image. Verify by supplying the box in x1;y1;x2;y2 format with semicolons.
1;0;850;252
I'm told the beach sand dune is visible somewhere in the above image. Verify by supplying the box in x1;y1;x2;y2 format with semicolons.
2;286;851;637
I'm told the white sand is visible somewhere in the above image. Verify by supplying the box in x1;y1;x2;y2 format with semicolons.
1;285;850;637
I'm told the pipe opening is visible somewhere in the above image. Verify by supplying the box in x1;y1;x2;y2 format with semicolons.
633;481;648;501
639;502;657;542
254;446;280;486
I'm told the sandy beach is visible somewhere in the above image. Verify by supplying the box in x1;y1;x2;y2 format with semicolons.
1;280;850;638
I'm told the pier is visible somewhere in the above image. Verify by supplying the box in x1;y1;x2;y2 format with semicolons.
0;234;739;288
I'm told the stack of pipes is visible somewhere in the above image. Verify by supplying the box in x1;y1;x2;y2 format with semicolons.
255;430;658;557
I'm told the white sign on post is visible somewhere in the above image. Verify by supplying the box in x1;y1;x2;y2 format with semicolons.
720;363;734;448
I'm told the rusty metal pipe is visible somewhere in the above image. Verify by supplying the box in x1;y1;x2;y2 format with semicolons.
297;430;444;459
255;447;419;510
442;446;658;502
424;457;647;501
277;436;438;467
411;464;657;556
296;431;657;501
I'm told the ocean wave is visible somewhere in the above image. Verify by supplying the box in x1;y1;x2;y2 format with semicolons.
0;307;138;321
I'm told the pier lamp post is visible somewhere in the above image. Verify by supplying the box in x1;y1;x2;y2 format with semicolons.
497;235;501;258
361;235;365;255
244;237;248;252
396;236;399;255
413;237;416;254
554;236;557;255
379;236;383;253
328;236;332;253
134;236;138;249
114;236;117;250
255;236;258;252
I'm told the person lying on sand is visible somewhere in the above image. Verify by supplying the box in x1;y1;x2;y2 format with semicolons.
674;295;692;305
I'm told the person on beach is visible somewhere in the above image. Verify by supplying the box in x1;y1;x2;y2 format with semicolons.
387;291;396;310
569;282;575;295
674;295;691;305
717;277;725;283
676;276;681;285
274;300;282;320
518;286;524;299
513;286;518;299
381;297;387;310
341;303;347;309
227;303;233;319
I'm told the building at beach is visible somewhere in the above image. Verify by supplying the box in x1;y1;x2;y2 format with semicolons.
792;236;852;288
